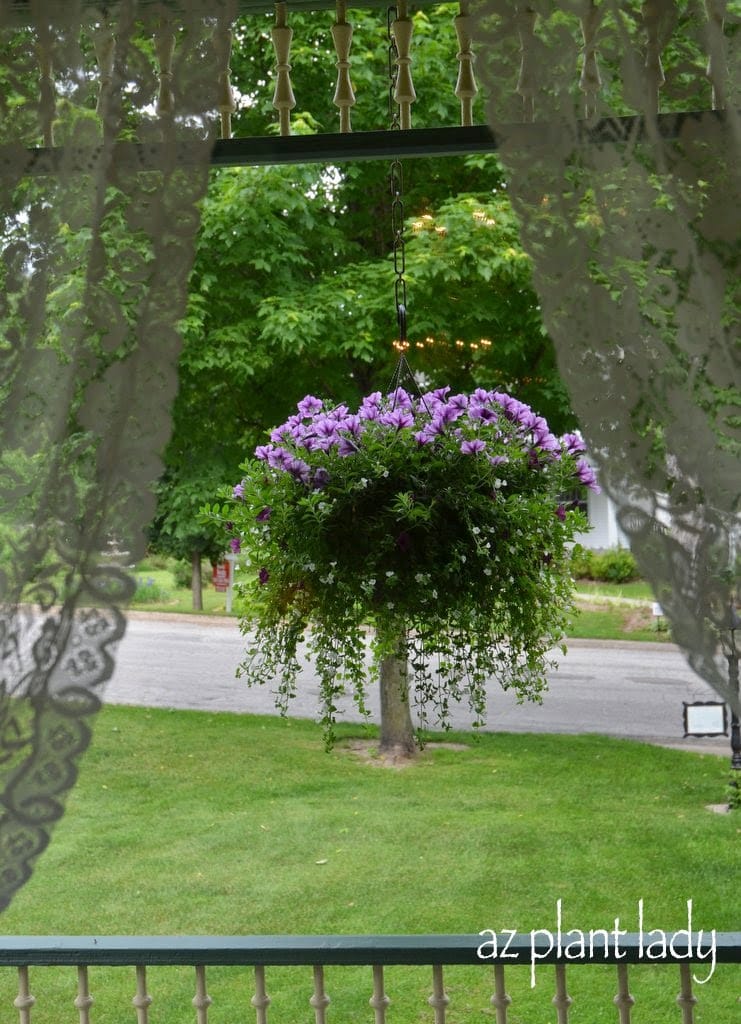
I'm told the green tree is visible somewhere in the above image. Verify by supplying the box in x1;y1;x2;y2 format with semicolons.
150;5;575;604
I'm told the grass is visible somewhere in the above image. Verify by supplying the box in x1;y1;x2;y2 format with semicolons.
1;708;737;1022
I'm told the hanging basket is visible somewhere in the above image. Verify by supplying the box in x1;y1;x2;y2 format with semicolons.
204;385;597;742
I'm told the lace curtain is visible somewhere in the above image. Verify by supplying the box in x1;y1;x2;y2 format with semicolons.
473;0;740;713
0;0;232;910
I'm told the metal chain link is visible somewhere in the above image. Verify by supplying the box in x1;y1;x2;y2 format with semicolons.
387;6;407;347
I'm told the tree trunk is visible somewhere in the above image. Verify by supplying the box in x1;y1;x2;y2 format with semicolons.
191;549;203;611
378;634;417;759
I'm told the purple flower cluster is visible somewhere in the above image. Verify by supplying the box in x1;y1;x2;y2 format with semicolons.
244;389;599;494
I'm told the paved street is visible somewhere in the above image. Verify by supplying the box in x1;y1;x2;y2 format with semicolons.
104;613;731;756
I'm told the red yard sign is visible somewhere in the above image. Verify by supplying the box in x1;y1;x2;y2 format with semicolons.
212;561;230;592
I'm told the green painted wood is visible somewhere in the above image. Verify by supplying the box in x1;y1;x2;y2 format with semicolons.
19;112;729;178
0;933;738;967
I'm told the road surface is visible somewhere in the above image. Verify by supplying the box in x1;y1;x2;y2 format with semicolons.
104;613;731;756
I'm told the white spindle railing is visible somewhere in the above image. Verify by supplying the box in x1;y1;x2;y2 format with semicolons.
515;4;538;123
369;962;390;1023
192;963;212;1023
642;0;668;116
331;0;355;132
12;965;34;1024
251;964;271;1024
704;0;727;110
154;15;176;124
214;14;237;139
271;1;296;136
390;0;416;130
35;23;55;147
579;0;602;119
92;19;115;118
309;963;330;1023
490;961;511;1022
11;1;736;168
132;963;152;1024
454;0;478;127
74;964;94;1023
0;934;738;1023
614;962;635;1023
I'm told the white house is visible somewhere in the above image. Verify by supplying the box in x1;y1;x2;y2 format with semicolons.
574;490;629;550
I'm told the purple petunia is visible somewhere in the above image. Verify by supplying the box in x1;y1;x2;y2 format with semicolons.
460;438;486;455
232;482;245;499
562;432;587;455
258;567;269;585
575;458;601;493
256;506;272;522
379;408;415;430
230;537;241;553
297;395;323;417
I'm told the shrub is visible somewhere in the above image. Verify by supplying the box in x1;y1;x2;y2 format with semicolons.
571;546;639;583
569;544;594;579
590;547;639;582
131;576;171;604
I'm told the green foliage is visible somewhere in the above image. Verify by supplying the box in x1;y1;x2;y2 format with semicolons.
131;576;171;604
172;558;211;590
726;772;741;811
203;388;592;745
571;545;640;583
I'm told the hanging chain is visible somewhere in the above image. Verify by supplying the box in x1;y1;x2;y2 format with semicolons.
387;6;407;351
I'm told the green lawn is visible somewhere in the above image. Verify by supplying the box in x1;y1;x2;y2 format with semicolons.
1;709;736;1022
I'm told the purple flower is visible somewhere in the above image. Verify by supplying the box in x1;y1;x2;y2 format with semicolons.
232;482;245;500
449;393;469;413
388;387;413;410
255;444;274;462
380;408;415;430
256;506;272;522
286;456;311;484
229;537;241;554
297;395;323;417
413;430;434;446
561;432;586;454
555;504;566;521
338;437;359;456
258;567;269;585
534;430;560;453
468;405;498;424
487;455;509;468
575;458;601;493
267;447;293;471
460;438;486;455
270;423;292;443
313;467;330;489
359;392;382;420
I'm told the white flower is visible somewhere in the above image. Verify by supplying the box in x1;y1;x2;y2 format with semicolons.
386;570;395;578
471;526;481;535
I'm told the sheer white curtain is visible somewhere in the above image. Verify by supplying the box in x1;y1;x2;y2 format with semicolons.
0;0;233;910
474;0;740;713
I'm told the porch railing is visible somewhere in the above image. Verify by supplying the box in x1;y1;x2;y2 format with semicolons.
1;932;739;1023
